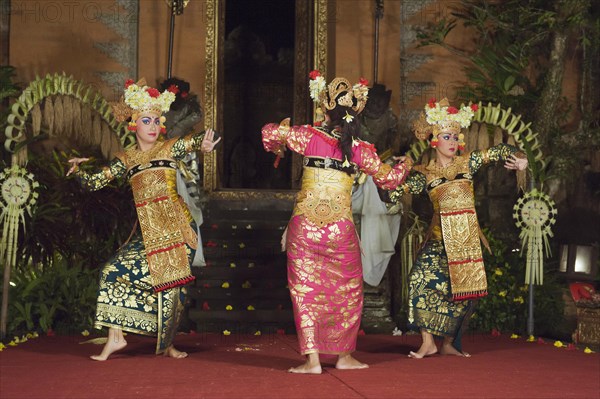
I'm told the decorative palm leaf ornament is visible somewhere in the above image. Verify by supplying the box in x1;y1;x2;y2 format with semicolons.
0;165;39;271
513;189;557;284
403;102;555;286
1;73;131;337
4;73;132;165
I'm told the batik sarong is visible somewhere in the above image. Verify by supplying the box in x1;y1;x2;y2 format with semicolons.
408;240;472;345
287;215;363;355
94;233;195;354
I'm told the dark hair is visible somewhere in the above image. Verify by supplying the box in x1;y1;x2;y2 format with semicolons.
326;104;361;174
159;77;191;110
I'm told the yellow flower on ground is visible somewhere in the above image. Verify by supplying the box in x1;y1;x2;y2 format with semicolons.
20;335;28;342
554;340;564;348
223;330;231;336
226;305;233;310
254;331;261;336
230;262;236;268
499;291;507;297
8;341;17;346
26;333;34;339
513;296;524;304
32;332;39;338
527;335;535;342
583;347;593;354
247;305;255;311
13;336;20;343
495;268;503;276
81;330;90;336
242;281;251;289
222;244;228;248
221;282;230;288
239;243;246;249
510;334;519;339
0;343;6;351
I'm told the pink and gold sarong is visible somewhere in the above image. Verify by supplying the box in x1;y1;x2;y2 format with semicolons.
287;216;363;354
287;167;362;354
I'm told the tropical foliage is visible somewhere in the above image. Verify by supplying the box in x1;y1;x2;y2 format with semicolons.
0;257;98;335
416;0;600;182
471;228;567;338
1;152;136;337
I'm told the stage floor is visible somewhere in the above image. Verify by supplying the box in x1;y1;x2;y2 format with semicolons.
0;332;598;399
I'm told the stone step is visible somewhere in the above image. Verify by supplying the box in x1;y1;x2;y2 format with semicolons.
189;298;292;311
189;309;294;324
200;226;286;240
205;199;294;212
197;255;287;269
202;239;282;258
188;286;290;299
204;209;292;222
194;266;287;280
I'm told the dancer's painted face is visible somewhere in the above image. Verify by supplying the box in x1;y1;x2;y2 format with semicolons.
135;111;161;147
435;131;459;159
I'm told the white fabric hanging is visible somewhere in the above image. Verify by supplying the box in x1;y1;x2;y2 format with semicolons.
176;170;206;267
352;176;401;286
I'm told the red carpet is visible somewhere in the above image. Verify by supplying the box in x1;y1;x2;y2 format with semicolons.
0;333;598;399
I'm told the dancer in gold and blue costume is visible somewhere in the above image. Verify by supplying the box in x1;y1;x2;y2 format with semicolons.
67;79;220;360
389;98;528;358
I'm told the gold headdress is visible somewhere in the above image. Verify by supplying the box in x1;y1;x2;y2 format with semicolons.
111;78;177;123
309;71;369;116
412;97;479;150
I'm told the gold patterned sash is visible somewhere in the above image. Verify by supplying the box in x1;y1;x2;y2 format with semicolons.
294;167;354;227
123;141;196;292
434;180;488;300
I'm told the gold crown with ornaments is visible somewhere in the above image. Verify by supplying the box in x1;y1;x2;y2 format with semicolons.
412;98;479;151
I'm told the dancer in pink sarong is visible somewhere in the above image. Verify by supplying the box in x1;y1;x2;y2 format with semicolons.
262;72;411;374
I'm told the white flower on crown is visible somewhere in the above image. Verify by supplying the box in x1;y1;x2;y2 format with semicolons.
124;83;176;113
425;99;475;129
309;75;326;104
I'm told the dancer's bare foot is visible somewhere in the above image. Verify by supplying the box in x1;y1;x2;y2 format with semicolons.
90;338;127;361
289;353;321;374
440;342;470;357
407;342;438;359
288;361;322;374
336;354;369;370
164;345;188;359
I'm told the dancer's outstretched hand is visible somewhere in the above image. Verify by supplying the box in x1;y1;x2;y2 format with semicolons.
66;157;90;176
504;154;528;171
201;128;222;152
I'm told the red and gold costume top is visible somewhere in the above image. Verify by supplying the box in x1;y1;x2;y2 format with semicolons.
262;123;410;226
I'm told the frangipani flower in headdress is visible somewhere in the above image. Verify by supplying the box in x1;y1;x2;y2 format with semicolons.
124;79;176;115
425;97;477;130
309;70;327;104
111;78;177;124
413;98;478;151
